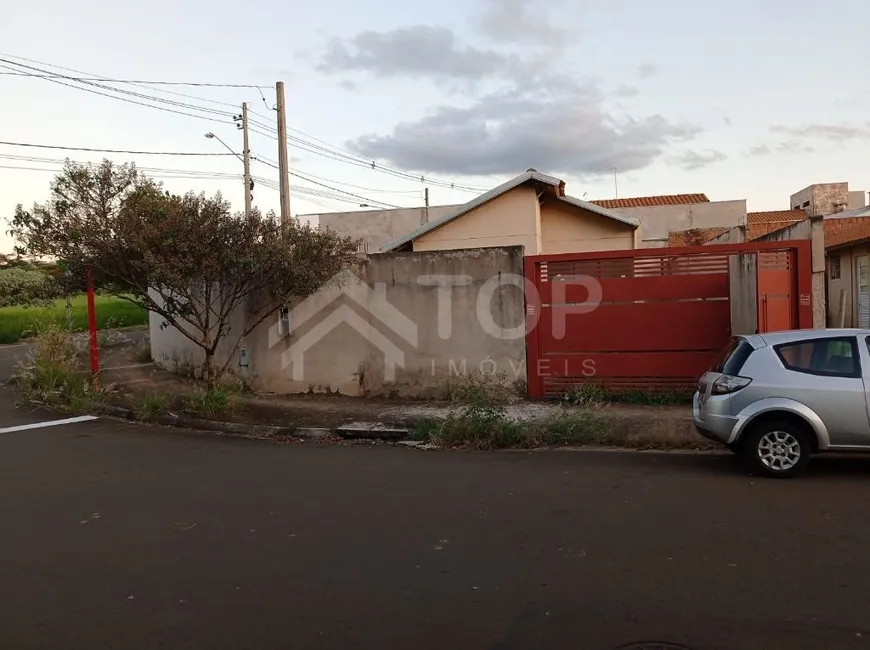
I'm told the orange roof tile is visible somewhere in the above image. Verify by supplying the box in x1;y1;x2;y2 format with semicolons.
745;209;807;240
668;227;729;247
826;220;870;250
591;193;709;209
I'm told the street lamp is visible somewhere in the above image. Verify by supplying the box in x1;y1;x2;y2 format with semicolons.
204;132;241;161
204;132;252;220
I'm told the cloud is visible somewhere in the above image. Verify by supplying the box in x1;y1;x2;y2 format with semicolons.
614;85;640;98
317;26;528;83
637;63;657;78
476;0;567;47
669;149;727;171
776;141;815;154
747;141;815;156
771;122;870;142
346;83;701;177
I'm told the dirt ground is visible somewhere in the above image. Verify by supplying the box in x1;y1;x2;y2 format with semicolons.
91;336;707;449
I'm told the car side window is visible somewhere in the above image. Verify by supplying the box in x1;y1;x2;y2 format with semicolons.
775;337;860;378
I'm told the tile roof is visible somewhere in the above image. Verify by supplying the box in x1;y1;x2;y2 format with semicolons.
745;210;807;240
591;194;710;209
668;227;729;247
826;219;870;250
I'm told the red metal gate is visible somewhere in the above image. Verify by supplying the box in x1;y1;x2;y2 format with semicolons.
524;241;812;399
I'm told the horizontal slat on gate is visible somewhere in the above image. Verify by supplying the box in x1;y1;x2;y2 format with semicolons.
538;350;722;394
537;301;731;352
538;273;729;304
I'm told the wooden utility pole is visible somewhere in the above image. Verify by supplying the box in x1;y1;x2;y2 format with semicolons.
276;81;291;227
241;102;253;221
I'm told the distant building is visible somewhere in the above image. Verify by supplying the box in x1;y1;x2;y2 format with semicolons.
790;182;867;217
312;205;460;252
590;193;746;248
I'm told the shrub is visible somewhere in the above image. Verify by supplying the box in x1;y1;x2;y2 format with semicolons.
442;370;514;404
183;387;239;418
138;393;169;421
0;268;59;308
529;410;613;447
13;323;100;410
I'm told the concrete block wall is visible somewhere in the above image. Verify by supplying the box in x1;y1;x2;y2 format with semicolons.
150;246;528;398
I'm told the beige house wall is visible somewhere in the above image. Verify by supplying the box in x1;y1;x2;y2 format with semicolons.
539;201;636;254
413;186;540;254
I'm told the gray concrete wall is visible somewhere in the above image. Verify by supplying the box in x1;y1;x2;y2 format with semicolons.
729;254;758;335
614;200;747;247
150;246;527;398
314;205;461;252
706;225;745;244
849;190;868;210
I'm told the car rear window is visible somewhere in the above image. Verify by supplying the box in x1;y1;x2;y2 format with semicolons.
710;338;754;375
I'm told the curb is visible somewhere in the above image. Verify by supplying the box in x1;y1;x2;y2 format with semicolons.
85;406;718;454
97;405;296;439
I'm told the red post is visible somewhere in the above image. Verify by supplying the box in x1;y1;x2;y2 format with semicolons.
87;268;100;379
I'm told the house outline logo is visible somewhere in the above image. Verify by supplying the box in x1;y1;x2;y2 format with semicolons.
272;272;418;381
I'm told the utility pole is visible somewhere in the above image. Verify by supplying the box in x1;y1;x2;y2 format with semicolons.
424;187;429;207
241;102;252;221
610;167;618;199
276;81;291;227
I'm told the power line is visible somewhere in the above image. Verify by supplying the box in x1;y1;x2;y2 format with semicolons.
0;52;271;113
247;113;488;193
0;140;238;157
1;52;487;199
0;60;234;125
0;52;268;88
252;156;400;208
0;58;236;119
0;160;394;209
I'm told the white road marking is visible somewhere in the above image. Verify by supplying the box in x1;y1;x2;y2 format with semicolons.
0;415;98;434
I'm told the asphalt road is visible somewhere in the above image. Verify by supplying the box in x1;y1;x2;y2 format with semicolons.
2;417;870;650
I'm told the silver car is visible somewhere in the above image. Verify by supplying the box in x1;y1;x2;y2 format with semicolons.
694;329;870;478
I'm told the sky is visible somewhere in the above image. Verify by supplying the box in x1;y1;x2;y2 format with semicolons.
2;0;869;254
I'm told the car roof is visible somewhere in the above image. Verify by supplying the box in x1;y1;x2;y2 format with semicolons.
741;329;870;347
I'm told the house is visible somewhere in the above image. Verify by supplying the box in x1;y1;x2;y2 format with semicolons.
379;170;640;255
791;182;867;216
591;193;746;248
313;205;461;252
745;210;808;240
824;207;870;327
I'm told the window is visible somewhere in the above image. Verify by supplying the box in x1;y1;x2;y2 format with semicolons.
775;337;859;378
710;337;754;375
830;255;841;280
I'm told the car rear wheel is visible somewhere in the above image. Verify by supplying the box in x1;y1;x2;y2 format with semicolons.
741;420;811;478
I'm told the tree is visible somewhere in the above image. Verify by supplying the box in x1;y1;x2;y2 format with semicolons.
0;267;60;308
10;159;360;387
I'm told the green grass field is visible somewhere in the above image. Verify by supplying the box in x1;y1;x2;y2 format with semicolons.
0;295;148;344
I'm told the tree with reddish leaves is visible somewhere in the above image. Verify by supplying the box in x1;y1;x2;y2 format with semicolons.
10;159;360;387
